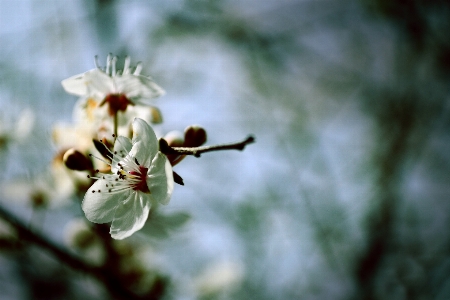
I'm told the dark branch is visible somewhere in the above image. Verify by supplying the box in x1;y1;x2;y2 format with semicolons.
0;204;144;300
159;135;255;158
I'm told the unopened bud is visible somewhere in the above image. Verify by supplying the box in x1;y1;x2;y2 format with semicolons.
161;131;184;166
163;131;184;147
150;106;163;124
184;125;207;147
63;148;93;171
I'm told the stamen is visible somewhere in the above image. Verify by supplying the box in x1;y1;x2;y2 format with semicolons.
106;53;112;75
123;56;131;74
111;56;118;77
134;62;143;75
89;153;111;166
113;138;140;169
86;134;151;195
94;55;100;69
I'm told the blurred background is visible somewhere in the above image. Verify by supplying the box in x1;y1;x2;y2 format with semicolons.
0;0;450;299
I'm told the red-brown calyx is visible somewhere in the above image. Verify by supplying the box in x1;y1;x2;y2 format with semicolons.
100;93;135;116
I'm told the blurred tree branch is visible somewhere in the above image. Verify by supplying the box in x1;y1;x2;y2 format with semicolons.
0;204;152;300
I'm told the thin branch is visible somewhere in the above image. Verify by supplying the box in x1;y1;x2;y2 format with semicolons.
159;135;255;157
0;204;143;300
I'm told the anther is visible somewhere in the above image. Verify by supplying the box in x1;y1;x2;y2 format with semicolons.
94;55;100;69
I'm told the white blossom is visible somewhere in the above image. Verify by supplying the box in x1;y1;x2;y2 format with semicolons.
83;118;174;239
61;55;165;116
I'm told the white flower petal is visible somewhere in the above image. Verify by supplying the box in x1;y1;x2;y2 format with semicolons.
147;152;174;205
114;136;132;152
82;180;129;223
129;118;158;167
62;68;114;99
112;136;132;171
83;69;115;98
136;75;165;99
115;74;165;100
110;192;151;239
61;72;89;96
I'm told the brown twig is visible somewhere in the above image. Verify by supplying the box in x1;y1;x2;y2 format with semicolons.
159;135;255;157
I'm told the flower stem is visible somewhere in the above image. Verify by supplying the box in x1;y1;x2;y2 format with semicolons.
113;112;118;140
159;135;255;157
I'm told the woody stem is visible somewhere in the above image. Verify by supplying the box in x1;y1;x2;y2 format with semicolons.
159;135;255;157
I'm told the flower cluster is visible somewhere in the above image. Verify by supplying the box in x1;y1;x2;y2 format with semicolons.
60;55;172;239
59;54;253;240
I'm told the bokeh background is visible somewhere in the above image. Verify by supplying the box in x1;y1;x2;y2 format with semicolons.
0;0;450;299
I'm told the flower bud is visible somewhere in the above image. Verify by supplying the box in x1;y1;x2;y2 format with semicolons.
184;125;207;147
63;148;93;171
150;106;163;124
163;131;184;147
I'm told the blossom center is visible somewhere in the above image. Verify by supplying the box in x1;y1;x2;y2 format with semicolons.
128;165;150;193
88;143;151;195
101;93;134;116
